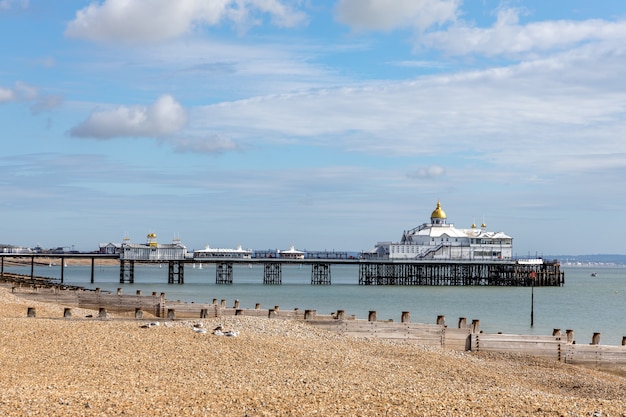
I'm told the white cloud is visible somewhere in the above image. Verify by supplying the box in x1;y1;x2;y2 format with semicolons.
420;8;626;56
335;0;460;32
0;0;28;10
70;94;188;139
0;86;14;102
0;82;61;113
170;135;239;154
408;165;446;179
65;0;307;42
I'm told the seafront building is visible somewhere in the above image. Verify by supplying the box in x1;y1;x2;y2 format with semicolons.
363;201;513;261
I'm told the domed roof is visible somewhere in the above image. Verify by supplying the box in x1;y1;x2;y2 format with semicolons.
430;201;447;219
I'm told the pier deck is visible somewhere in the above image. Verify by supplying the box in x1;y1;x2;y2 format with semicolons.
1;254;564;286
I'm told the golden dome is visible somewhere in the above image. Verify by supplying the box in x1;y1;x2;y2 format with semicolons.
430;201;447;219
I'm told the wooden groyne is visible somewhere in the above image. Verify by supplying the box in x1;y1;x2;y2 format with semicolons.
11;285;626;376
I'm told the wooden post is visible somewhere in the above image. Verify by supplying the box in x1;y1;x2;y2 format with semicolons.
591;332;601;345
167;309;176;320
436;315;445;326
368;311;377;322
63;308;72;318
255;303;261;310
136;290;142;296
234;299;240;308
200;309;208;318
98;308;108;318
135;308;143;319
336;310;345;320
95;288;101;294
458;317;467;328
622;336;626;346
27;307;36;317
152;292;158;297
268;308;277;318
274;305;280;312
304;309;316;320
401;311;410;323
220;299;226;308
471;319;480;334
212;299;218;305
552;329;561;337
117;288;122;295
566;329;574;343
235;309;243;316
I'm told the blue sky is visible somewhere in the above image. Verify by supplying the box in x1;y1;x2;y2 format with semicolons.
1;0;626;255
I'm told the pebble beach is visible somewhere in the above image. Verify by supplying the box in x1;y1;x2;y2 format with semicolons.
1;285;625;416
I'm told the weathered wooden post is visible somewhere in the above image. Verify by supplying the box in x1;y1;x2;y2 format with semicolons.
368;311;377;322
566;329;574;343
152;292;158;297
336;310;345;320
220;299;226;308
235;309;243;316
98;307;108;318
167;309;176;320
135;308;143;319
136;290;142;296
268;308;278;318
304;309;316;320
401;311;410;323
622;336;626;346
233;299;240;308
212;299;218;305
591;332;601;345
274;305;280;312
95;288;101;294
471;319;480;334
27;307;36;317
200;308;208;318
552;329;561;337
436;315;446;326
458;317;467;328
117;288;123;295
255;303;261;310
63;308;72;318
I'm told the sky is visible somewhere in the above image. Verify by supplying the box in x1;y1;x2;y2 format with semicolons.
1;0;626;256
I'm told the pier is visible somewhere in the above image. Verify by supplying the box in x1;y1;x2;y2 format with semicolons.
0;254;564;287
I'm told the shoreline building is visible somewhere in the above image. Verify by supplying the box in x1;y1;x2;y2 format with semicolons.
363;201;513;261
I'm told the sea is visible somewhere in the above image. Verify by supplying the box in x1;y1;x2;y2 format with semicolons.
5;262;626;346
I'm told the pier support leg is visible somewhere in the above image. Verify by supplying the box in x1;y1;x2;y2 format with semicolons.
216;262;233;284
90;257;95;284
311;263;331;285
263;263;282;285
120;260;135;284
168;261;184;284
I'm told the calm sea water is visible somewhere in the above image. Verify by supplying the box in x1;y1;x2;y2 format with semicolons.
6;262;626;345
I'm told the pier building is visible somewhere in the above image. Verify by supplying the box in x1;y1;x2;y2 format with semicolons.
363;201;513;261
193;244;252;260
119;233;186;284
